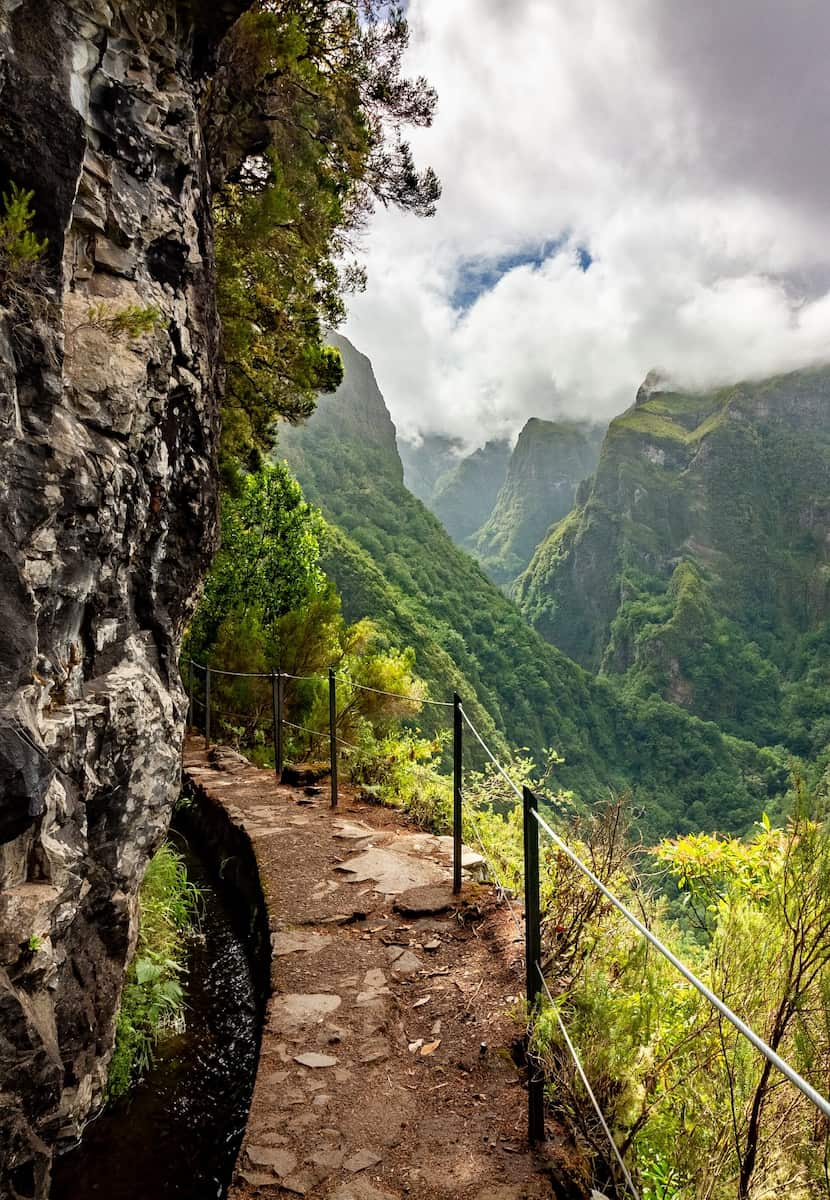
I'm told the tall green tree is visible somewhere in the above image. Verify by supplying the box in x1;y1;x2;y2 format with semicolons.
206;1;440;470
188;462;326;655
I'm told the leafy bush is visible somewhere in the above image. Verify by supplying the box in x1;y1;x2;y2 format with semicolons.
521;783;830;1200
108;844;201;1099
348;727;451;831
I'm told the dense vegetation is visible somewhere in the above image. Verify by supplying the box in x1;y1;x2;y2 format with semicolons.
275;335;789;841
469;418;604;586
535;788;830;1200
108;845;201;1098
179;11;830;1196
209;0;440;475
429;438;511;543
516;371;830;771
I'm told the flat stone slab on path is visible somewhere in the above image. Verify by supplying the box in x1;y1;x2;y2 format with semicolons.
294;1052;339;1069
393;883;456;916
334;846;446;894
272;929;333;956
269;993;342;1031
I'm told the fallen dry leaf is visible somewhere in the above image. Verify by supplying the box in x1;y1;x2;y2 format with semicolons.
420;1039;441;1056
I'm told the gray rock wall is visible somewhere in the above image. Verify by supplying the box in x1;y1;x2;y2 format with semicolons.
0;2;246;1193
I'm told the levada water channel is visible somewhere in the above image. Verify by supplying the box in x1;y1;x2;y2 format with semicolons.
50;815;266;1200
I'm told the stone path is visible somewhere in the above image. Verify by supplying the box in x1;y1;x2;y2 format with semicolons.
184;742;575;1200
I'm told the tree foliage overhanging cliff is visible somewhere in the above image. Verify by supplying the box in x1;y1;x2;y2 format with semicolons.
205;0;440;475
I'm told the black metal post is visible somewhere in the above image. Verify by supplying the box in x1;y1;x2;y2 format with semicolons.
205;665;212;750
453;694;463;894
523;785;545;1144
329;667;338;808
187;660;194;731
271;670;283;779
276;671;284;778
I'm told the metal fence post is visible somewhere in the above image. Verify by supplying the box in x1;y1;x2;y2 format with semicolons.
205;665;212;750
453;694;463;894
271;670;283;779
277;671;284;778
188;660;194;731
523;785;545;1143
329;667;338;808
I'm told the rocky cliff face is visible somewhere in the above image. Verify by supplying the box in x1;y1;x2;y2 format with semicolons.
515;368;830;748
279;331;402;483
469;418;603;587
0;2;245;1193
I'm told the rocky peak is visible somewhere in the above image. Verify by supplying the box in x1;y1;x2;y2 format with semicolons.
278;331;404;487
469;417;604;587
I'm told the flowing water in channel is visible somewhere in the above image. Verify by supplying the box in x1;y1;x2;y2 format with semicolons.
50;838;261;1200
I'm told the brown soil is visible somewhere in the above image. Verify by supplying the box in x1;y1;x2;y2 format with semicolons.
183;741;587;1200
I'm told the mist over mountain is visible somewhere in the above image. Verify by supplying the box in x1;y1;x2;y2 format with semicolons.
429;439;512;542
398;433;465;504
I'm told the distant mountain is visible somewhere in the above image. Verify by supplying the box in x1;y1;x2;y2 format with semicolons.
516;367;830;758
398;433;464;504
469;418;604;586
276;334;787;839
431;439;511;542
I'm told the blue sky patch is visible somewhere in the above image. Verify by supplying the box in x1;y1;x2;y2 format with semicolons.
450;239;592;312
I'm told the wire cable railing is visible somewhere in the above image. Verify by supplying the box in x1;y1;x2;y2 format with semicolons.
335;672;455;707
535;961;640;1200
184;650;830;1189
281;718;358;751
186;659;376;805
187;659;447;706
458;704;639;1186
454;700;830;1189
528;802;830;1121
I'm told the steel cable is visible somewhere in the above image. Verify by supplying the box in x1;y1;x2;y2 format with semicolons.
457;703;830;1123
529;803;830;1119
535;962;640;1200
459;706;522;799
335;674;454;707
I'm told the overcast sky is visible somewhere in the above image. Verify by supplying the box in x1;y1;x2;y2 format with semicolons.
342;0;830;448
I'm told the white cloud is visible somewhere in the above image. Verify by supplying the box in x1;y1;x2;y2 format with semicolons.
343;0;830;446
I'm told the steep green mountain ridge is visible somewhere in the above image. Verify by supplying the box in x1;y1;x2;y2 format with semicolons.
278;336;787;838
469;417;604;586
431;438;512;542
516;367;830;756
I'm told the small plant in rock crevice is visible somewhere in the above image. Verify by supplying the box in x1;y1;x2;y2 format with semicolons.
0;181;50;332
66;301;162;343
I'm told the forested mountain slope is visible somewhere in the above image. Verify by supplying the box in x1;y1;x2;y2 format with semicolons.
516;368;830;757
277;335;788;838
431;438;511;542
469;417;604;586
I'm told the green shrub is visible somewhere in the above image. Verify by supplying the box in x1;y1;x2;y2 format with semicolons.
108;843;201;1099
347;727;451;831
0;181;48;312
